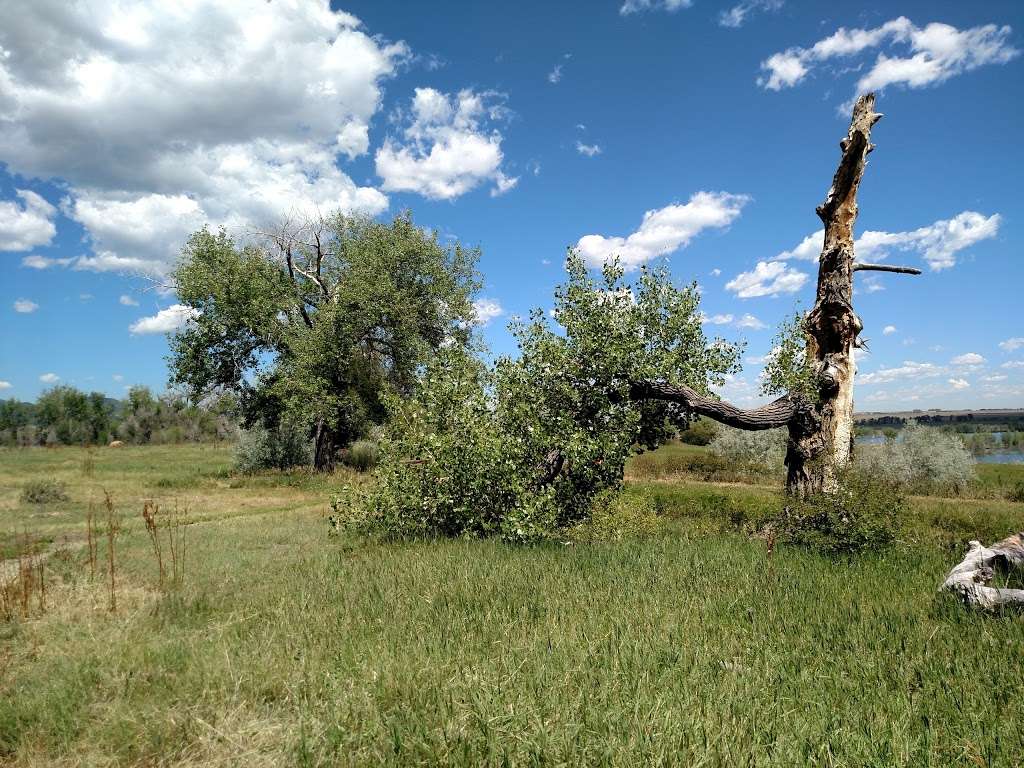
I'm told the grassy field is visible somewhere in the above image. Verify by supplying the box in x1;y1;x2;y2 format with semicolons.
1;444;1024;766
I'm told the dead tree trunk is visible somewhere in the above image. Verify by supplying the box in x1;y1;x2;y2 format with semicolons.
629;93;920;496
941;533;1024;610
792;93;881;494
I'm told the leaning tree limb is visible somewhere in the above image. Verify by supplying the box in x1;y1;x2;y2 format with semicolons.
941;533;1024;610
628;381;797;431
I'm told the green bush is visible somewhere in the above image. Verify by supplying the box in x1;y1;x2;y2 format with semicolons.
708;426;786;475
339;351;531;540
234;421;312;473
566;491;662;542
1009;481;1024;504
854;423;974;494
344;252;743;542
678;419;717;446
342;440;379;472
774;470;903;554
20;479;69;504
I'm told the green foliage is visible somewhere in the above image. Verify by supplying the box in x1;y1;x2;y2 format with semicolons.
234;421;313;473
677;417;717;445
30;386;114;445
350;251;741;540
855;422;976;494
565;491;662;542
169;212;480;466
116;386;236;445
1009;481;1024;504
775;469;903;554
761;309;818;401
20;479;69;504
0;387;234;447
342;440;379;472
708;425;787;475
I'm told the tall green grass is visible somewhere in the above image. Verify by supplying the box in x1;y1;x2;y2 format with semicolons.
1;444;1023;765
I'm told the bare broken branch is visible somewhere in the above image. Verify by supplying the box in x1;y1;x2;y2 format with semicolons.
853;262;922;275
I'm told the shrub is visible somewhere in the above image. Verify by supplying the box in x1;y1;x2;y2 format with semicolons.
678;419;717;446
342;440;379;472
709;426;787;475
1009;481;1024;504
21;479;69;504
234;421;312;473
566;491;661;542
342;352;528;540
775;470;903;554
854;423;975;494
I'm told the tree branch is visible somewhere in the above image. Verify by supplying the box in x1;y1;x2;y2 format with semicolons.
284;247;315;329
629;380;797;430
853;262;922;275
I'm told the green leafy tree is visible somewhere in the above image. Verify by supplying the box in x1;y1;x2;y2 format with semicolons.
169;212;480;470
348;251;741;539
34;386;114;445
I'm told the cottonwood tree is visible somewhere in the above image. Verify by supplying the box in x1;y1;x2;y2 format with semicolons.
169;212;480;471
629;92;919;495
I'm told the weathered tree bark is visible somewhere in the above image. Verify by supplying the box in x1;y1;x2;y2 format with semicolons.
941;533;1024;610
796;92;882;494
627;93;918;496
313;418;337;473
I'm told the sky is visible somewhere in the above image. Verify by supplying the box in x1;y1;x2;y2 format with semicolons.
0;0;1022;411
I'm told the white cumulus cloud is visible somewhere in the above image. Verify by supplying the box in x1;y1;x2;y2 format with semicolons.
0;0;405;275
119;294;139;306
21;254;72;269
0;190;57;251
948;377;970;390
0;381;11;390
375;87;516;200
758;17;1018;95
129;304;199;335
858;361;943;385
472;298;504;327
576;191;748;271
736;314;768;330
773;211;1000;272
998;337;1024;352
39;373;59;384
951;352;985;366
883;325;896;335
725;260;808;299
13;298;39;313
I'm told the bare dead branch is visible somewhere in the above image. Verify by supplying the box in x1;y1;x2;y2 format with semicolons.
853;262;922;275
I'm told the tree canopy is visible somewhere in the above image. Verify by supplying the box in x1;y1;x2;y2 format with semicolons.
169;212;481;470
345;251;742;539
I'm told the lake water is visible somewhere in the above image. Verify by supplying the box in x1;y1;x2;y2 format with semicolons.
854;433;1024;464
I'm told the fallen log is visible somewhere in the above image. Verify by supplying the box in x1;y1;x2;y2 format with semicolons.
940;532;1024;609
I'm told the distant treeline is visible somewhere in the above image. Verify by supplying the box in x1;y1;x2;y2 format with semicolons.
858;412;1024;432
0;386;237;447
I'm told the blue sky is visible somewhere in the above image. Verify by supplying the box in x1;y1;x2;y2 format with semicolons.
1;0;1021;410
